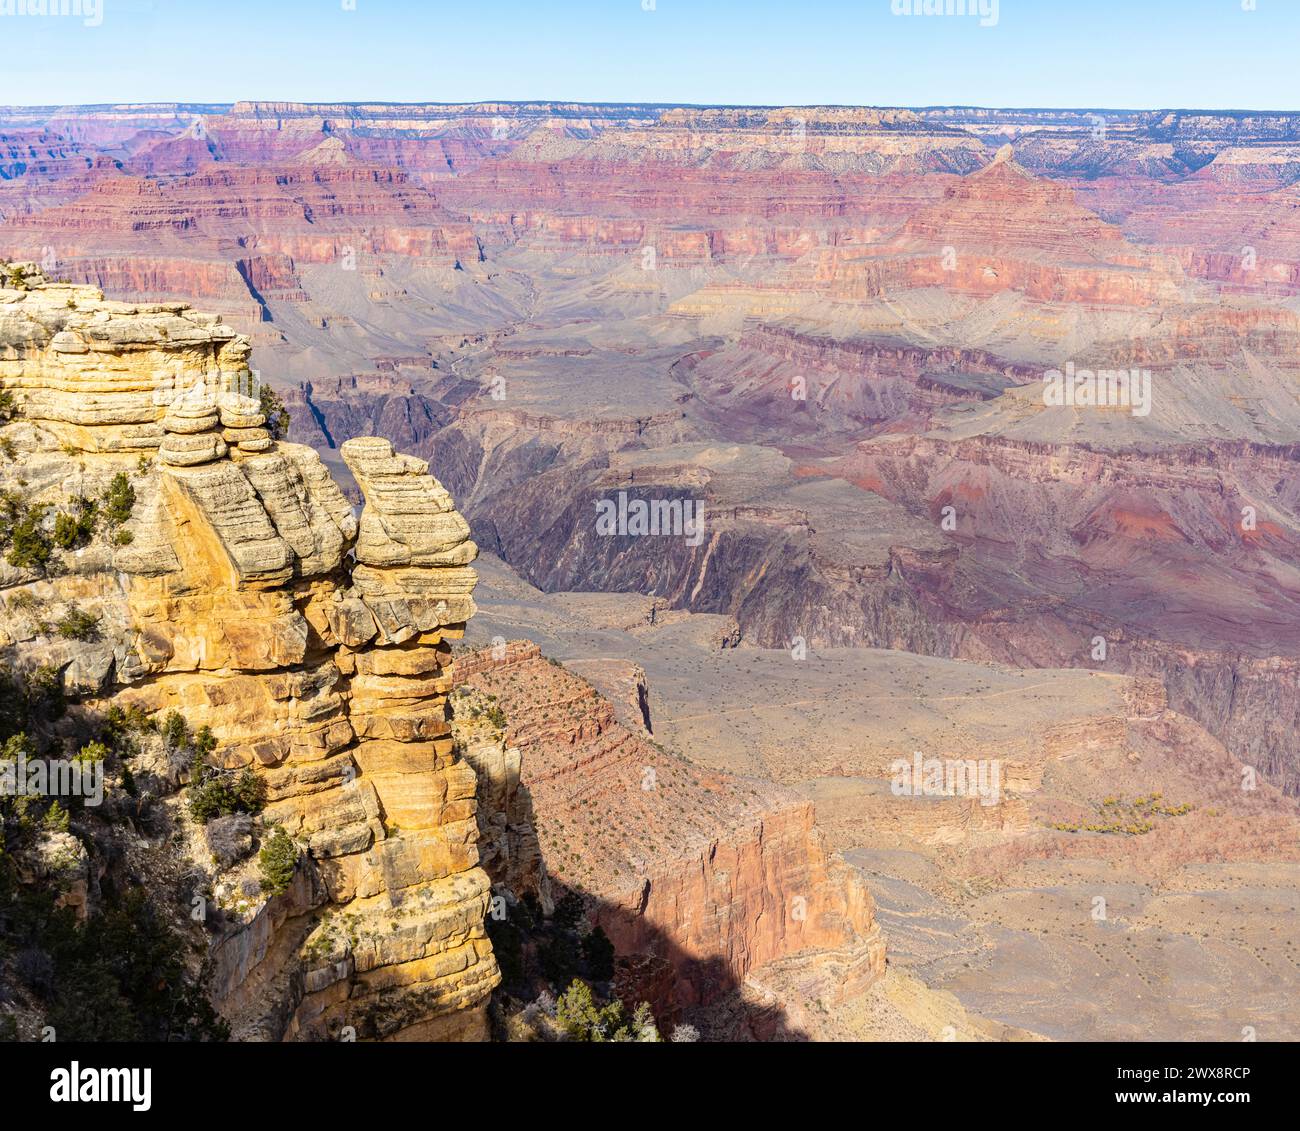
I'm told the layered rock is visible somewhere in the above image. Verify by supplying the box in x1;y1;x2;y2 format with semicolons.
0;269;498;1040
450;641;885;1030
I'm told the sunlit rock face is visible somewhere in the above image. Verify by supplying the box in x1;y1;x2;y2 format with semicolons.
0;267;498;1041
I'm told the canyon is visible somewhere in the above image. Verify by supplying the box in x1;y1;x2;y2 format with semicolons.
0;269;903;1042
3;100;1300;1040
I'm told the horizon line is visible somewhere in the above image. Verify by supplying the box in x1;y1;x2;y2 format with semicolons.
1;100;1298;116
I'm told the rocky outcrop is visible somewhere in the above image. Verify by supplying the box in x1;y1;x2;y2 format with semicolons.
0;268;498;1040
450;642;885;1029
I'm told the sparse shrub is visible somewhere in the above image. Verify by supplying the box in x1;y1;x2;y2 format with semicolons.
52;496;97;551
258;384;290;440
74;740;109;764
5;503;53;570
1048;793;1195;837
206;813;254;869
188;767;266;824
55;608;100;642
258;826;299;896
100;473;135;528
0;390;16;422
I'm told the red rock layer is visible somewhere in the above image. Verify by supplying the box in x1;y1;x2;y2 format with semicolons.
451;644;884;1017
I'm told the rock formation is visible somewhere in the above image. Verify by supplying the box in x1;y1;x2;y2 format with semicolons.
0;267;498;1040
449;640;884;1034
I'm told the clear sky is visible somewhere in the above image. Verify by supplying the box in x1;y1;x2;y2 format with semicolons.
1;0;1297;111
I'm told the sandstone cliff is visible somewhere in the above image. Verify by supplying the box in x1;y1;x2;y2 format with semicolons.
0;265;498;1040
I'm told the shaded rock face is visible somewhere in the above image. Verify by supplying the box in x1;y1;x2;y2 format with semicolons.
0;270;498;1041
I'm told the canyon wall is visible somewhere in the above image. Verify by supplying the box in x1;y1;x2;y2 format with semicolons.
450;641;885;1032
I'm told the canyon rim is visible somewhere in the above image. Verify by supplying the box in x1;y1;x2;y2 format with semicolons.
1;0;1298;1117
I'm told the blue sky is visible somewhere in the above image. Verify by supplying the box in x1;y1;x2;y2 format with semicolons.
1;0;1297;110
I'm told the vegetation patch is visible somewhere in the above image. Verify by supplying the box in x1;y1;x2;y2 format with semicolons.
258;827;299;897
1048;793;1195;836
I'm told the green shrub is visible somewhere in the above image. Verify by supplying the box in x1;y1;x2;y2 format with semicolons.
25;665;65;725
5;504;52;570
0;389;16;422
486;915;525;986
100;473;135;528
0;489;23;540
19;888;230;1041
56;608;100;641
192;726;217;758
258;826;298;896
52;496;98;551
258;384;290;440
74;740;110;764
2;731;34;760
188;767;266;824
0;667;64;749
99;704;154;760
583;924;616;982
186;725;218;784
161;710;189;750
554;979;659;1042
42;800;69;832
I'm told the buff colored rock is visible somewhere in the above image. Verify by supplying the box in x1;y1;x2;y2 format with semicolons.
0;272;499;1042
